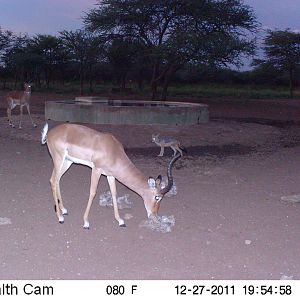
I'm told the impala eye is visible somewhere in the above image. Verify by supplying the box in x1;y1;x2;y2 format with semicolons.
155;195;161;202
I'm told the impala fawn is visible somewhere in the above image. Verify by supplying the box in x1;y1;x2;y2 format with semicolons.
6;83;37;129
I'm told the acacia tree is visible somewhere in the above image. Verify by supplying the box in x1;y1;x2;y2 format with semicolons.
30;35;62;88
2;33;34;87
107;38;145;89
0;27;13;54
256;29;300;98
59;30;103;94
84;0;257;100
0;27;14;87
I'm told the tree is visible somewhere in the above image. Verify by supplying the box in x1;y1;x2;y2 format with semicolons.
0;27;14;88
107;38;144;89
0;27;13;53
30;35;62;88
255;29;300;98
2;33;34;87
59;30;103;94
84;0;257;100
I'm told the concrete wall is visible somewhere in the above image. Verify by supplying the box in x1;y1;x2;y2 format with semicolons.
45;100;209;125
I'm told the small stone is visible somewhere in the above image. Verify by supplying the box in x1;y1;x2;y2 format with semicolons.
124;213;133;220
0;217;11;225
280;274;293;280
281;194;300;203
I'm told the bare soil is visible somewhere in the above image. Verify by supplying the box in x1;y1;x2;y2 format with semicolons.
1;92;300;279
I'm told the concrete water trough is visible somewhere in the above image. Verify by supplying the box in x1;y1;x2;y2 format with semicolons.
45;97;209;125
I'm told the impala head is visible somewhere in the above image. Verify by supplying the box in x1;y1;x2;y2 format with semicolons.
24;83;32;92
143;152;181;217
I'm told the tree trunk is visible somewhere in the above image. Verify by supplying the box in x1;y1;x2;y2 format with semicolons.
89;78;93;93
37;75;41;89
88;65;93;93
46;74;50;89
161;64;181;100
14;76;18;89
61;72;65;86
2;79;7;89
79;63;84;95
151;61;160;100
151;81;158;100
137;70;144;90
289;67;294;99
161;76;169;101
121;73;127;90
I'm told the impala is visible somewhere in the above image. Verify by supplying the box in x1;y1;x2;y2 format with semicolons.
41;123;181;229
6;83;37;129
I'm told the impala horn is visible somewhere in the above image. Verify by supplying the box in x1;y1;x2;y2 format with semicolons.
160;152;181;195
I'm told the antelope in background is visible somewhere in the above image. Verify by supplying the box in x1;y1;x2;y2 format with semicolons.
41;123;181;229
6;83;37;129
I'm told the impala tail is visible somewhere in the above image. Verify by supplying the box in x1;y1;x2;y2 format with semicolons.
41;123;49;145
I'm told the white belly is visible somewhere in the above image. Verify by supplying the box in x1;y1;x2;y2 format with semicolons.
65;154;94;168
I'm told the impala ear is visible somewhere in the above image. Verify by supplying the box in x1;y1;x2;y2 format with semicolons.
156;175;162;186
148;177;156;189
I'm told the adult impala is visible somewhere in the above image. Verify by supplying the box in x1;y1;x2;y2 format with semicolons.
6;83;37;129
41;123;181;229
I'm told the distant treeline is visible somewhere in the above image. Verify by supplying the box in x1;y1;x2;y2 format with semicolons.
0;0;299;99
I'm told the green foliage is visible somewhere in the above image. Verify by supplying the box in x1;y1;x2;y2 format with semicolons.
3;1;299;101
84;0;258;99
0;27;13;51
253;29;300;98
59;30;105;94
167;83;299;100
264;30;300;70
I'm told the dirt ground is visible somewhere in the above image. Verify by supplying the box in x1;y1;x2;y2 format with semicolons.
1;93;300;280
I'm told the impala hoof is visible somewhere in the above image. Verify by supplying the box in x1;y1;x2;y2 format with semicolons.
61;208;68;215
33;124;37;128
59;220;64;224
119;219;126;227
83;221;90;229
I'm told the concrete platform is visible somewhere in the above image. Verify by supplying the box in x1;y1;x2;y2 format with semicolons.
45;98;209;125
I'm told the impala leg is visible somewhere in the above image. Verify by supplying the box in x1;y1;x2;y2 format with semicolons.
18;105;23;129
107;175;125;227
50;156;70;224
56;160;73;215
158;146;164;157
7;107;14;127
83;168;102;229
50;168;65;224
25;103;37;127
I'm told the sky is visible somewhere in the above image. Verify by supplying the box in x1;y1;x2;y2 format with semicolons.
0;0;96;35
244;0;300;32
241;0;300;69
0;0;299;36
0;0;299;70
